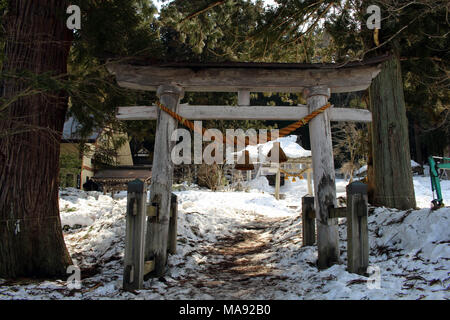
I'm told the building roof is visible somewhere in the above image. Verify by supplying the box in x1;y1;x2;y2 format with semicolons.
233;135;311;163
91;167;152;183
62;117;102;142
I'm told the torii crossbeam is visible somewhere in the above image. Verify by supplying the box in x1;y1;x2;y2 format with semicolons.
107;56;386;278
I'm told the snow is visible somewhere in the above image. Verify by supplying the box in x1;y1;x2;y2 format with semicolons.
234;135;311;162
411;160;421;168
0;176;449;300
355;165;367;175
355;160;421;176
59;188;119;228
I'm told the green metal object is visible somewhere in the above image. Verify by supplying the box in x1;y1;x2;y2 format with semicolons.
428;156;450;209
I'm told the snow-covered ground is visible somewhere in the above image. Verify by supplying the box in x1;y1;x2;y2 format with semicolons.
0;176;449;300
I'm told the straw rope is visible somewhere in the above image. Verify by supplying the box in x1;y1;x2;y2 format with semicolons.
155;100;332;146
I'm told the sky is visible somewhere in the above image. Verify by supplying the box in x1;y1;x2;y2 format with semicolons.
153;0;279;11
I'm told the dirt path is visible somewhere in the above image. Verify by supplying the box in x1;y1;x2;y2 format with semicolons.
170;216;293;299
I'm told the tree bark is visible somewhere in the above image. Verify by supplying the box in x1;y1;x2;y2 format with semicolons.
0;0;73;278
367;122;376;203
369;56;416;209
413;122;423;165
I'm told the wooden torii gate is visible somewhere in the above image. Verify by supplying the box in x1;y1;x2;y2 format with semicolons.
107;57;385;279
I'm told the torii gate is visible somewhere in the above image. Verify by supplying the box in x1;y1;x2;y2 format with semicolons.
107;56;385;279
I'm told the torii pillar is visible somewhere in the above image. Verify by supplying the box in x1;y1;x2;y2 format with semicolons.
145;84;184;276
304;86;340;269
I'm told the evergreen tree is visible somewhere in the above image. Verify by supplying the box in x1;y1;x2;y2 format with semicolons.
0;0;74;278
0;0;162;279
251;0;448;209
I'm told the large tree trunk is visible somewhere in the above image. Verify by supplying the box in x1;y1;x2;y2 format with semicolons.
0;0;73;278
367;121;376;203
368;56;416;209
413;122;423;165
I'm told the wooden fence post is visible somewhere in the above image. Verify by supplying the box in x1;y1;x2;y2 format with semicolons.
123;179;147;291
145;84;184;277
346;181;369;275
302;196;316;246
275;164;281;200
246;170;252;181
305;86;340;269
238;89;250;106
167;193;178;254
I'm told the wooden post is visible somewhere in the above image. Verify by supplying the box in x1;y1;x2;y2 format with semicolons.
346;181;369;275
238;89;250;106
238;90;251;188
305;86;340;269
306;167;313;195
275;165;281;200
123;179;147;291
302;196;316;246
145;84;184;277
167;193;178;254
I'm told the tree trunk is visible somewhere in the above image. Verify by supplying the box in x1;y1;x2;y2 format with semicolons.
369;56;416;209
413;122;423;165
367;122;376;203
0;0;73;278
